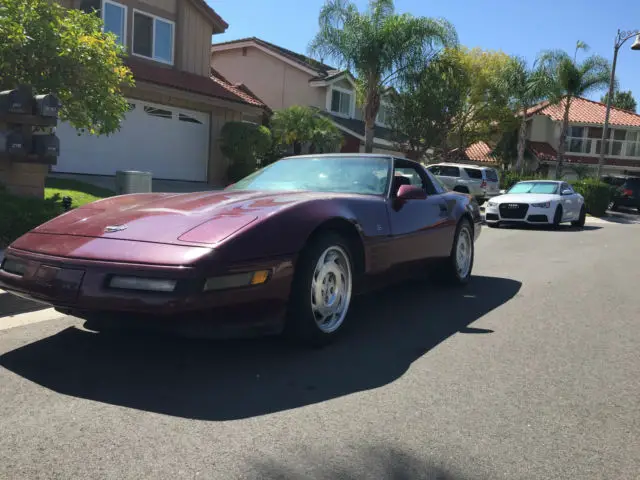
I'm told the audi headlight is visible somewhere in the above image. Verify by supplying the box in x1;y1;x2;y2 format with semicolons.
531;201;551;208
109;276;177;292
487;202;497;207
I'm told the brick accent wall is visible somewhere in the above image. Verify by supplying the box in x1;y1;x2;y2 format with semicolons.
0;159;48;197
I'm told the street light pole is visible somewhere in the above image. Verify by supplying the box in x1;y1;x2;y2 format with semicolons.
596;30;640;179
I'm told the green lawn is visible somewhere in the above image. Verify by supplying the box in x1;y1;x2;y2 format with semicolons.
45;177;114;208
0;179;115;248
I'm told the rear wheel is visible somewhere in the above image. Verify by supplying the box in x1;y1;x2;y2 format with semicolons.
572;205;586;228
284;232;353;347
441;218;474;285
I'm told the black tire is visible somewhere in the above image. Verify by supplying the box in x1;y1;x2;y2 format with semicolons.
284;232;354;347
572;205;586;228
441;218;474;286
608;201;618;211
552;205;563;229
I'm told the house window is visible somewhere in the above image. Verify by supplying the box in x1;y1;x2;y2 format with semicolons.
80;0;126;46
133;10;174;64
331;89;352;116
376;104;391;125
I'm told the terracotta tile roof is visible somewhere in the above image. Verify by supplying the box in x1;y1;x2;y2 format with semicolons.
212;37;336;75
527;141;557;161
125;58;265;108
528;96;640;127
447;141;497;164
527;141;640;167
210;68;268;109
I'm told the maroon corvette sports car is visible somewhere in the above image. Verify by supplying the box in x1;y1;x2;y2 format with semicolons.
0;154;482;345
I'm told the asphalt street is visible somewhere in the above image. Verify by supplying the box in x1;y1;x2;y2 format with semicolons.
1;218;639;479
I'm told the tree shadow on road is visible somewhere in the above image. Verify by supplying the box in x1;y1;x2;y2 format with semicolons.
0;275;521;421
248;444;472;480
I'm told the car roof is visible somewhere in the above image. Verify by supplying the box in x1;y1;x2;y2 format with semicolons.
284;153;402;160
429;162;494;170
515;180;562;184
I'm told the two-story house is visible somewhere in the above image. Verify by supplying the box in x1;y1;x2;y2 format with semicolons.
442;97;640;179
524;97;640;178
210;37;402;156
52;0;267;186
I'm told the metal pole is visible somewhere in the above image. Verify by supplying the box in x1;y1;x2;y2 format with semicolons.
596;36;619;179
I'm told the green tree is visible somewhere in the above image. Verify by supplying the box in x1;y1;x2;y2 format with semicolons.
501;56;554;174
271;106;343;155
0;0;134;135
308;0;457;153
220;121;272;182
601;89;637;113
539;42;611;179
388;48;469;160
447;47;516;156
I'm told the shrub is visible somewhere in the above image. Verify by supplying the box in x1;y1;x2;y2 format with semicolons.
220;121;272;183
570;178;613;217
0;190;64;248
499;171;544;190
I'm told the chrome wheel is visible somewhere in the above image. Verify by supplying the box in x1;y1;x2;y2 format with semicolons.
455;226;473;279
310;245;352;334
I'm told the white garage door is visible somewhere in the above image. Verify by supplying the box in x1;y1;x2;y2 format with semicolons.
54;100;210;181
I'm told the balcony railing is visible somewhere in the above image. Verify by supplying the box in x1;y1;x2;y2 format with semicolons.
565;136;640;158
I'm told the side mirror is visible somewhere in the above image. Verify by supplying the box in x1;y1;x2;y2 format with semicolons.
396;184;427;200
562;189;573;196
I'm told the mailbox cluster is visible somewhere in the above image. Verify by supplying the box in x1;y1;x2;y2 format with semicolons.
0;84;61;164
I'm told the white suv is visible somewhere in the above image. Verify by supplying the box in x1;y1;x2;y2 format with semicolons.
426;163;500;202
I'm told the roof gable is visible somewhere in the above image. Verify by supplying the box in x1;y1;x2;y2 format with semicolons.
212;37;337;77
528;96;640;128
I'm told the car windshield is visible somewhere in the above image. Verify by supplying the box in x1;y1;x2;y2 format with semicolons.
227;156;392;195
508;182;559;195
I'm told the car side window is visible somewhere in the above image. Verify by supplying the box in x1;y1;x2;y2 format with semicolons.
428;165;441;175
439;166;460;177
393;161;438;196
424;168;446;194
463;168;483;180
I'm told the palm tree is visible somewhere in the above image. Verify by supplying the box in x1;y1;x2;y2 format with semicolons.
271;105;344;155
502;56;553;174
539;42;611;179
308;0;457;152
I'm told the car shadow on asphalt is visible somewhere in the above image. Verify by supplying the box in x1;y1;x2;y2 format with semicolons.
0;291;51;318
0;275;522;421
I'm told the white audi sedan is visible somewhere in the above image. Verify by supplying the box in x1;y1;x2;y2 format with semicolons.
484;180;586;228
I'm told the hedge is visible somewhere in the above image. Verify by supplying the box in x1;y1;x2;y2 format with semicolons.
569;178;613;217
0;187;64;248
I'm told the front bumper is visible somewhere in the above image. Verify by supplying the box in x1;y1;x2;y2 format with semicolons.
0;246;295;332
484;204;553;224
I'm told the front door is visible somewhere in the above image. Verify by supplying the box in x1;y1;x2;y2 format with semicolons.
560;182;580;220
386;161;452;266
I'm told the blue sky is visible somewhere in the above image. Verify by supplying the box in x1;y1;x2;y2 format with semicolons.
208;0;640;103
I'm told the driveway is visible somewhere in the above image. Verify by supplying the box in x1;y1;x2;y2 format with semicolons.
1;220;639;479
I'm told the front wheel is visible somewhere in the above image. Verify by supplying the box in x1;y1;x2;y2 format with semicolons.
608;201;618;211
441;218;474;285
572;205;586;228
285;232;354;347
552;205;563;229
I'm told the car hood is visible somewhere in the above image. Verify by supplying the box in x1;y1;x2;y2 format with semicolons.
30;190;336;246
490;193;559;204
